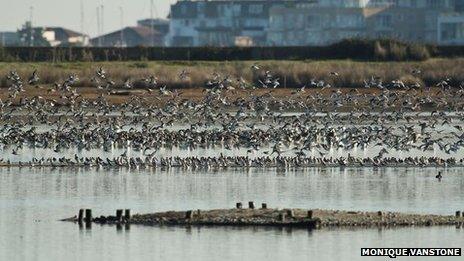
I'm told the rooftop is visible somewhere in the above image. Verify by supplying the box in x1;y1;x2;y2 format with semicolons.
43;27;88;38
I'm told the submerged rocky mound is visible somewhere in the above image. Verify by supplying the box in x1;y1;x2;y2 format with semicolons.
63;207;464;229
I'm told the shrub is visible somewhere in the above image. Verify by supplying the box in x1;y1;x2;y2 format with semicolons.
407;44;430;61
374;41;387;61
130;62;149;68
0;46;14;62
388;42;407;61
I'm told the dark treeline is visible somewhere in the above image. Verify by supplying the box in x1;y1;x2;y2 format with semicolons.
1;39;463;62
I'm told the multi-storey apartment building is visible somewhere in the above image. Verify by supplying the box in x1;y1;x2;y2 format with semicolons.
168;0;464;46
268;0;464;45
167;0;316;46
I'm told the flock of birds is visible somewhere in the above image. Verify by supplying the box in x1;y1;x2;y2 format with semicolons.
1;64;464;177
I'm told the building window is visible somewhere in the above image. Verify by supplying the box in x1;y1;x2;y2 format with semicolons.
248;4;263;14
173;36;193;46
180;5;188;15
377;15;392;28
307;15;321;28
427;0;443;8
441;22;464;42
336;14;364;28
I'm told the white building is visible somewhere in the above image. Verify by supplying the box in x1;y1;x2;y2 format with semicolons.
40;27;89;47
267;0;464;46
167;0;316;46
167;0;464;46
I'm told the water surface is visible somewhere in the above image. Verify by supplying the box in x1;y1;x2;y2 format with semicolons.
1;168;463;261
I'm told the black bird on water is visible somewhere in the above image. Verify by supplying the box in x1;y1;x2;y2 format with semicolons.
436;171;442;181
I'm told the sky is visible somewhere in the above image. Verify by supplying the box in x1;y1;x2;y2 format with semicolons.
0;0;177;37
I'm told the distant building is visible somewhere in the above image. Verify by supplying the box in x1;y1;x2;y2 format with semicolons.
16;23;89;47
267;0;464;46
137;18;170;46
167;0;316;47
137;18;170;35
0;32;20;46
90;26;163;47
42;27;89;46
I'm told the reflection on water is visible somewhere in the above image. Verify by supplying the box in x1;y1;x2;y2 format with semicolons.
0;168;463;260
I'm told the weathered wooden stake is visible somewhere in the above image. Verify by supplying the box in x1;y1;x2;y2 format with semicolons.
236;202;242;209
279;212;286;222
286;209;294;218
78;209;84;223
248;201;255;209
84;209;92;223
261;203;267;209
185;210;193;219
116;209;123;222
125;209;131;221
307;210;313;219
456;211;461;218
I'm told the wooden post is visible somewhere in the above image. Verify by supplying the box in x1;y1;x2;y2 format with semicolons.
185;210;193;219
261;203;267;209
278;212;286;222
78;209;84;223
85;209;92;223
307;210;313;219
286;209;294;218
456;211;462;229
116;209;123;222
125;209;131;221
236;202;242;209
248;201;255;209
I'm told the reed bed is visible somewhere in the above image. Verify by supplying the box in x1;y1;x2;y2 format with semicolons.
1;58;464;88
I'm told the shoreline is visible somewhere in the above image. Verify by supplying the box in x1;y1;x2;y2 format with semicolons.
1;155;462;169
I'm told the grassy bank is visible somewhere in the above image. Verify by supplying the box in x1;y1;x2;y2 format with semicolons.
1;58;463;88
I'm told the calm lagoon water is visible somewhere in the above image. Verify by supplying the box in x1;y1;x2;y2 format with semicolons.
1;167;463;261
